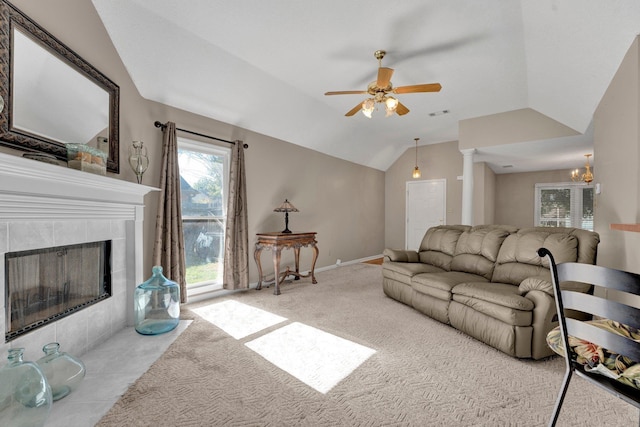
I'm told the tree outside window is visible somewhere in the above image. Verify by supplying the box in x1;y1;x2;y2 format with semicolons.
535;183;594;231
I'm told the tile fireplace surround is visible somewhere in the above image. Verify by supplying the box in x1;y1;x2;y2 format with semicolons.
0;151;157;362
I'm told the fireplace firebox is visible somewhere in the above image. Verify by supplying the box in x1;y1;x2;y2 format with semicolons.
5;240;111;342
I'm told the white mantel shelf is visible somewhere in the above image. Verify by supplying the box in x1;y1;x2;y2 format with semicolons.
0;152;158;220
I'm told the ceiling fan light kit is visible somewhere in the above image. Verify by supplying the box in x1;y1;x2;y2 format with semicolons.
362;98;375;118
325;50;442;118
361;95;399;118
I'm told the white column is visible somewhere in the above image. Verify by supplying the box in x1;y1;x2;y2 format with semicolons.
461;149;476;225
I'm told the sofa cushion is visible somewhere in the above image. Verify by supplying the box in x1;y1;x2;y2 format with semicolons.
452;294;532;326
383;261;445;285
452;282;534;311
450;227;512;280
492;231;578;285
518;226;599;264
418;225;470;253
419;251;456;271
412;271;487;301
546;319;640;391
417;226;469;270
449;301;533;357
499;231;578;266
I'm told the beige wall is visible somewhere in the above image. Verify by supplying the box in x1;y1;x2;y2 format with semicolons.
494;169;578;228
459;108;580;150
385;140;463;249
11;0;385;283
593;37;640;271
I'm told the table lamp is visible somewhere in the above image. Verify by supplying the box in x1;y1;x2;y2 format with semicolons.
274;199;298;233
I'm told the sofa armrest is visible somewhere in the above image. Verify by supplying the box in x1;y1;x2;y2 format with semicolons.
383;248;419;263
519;274;593;297
519;275;553;296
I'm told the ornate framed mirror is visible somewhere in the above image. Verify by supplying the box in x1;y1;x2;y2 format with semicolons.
0;0;120;172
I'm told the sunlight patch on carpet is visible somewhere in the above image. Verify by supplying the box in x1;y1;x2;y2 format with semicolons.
192;300;287;339
245;322;376;394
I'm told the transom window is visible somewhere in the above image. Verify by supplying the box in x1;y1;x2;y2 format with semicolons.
534;183;594;231
178;138;230;297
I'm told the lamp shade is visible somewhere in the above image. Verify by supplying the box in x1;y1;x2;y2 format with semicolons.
274;199;299;213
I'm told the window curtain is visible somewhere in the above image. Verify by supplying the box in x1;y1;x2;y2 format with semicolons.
223;140;249;290
153;121;187;302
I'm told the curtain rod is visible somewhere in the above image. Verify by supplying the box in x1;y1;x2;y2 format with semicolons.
153;121;248;149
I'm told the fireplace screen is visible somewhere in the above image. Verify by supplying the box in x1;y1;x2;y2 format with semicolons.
5;240;111;342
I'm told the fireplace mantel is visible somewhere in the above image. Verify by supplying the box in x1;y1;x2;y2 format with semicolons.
0;151;157;218
0;151;158;360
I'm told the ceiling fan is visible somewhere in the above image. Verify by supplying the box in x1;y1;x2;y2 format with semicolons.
325;50;442;118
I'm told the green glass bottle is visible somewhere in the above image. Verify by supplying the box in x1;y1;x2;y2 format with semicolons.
36;343;86;401
134;266;180;335
0;348;52;426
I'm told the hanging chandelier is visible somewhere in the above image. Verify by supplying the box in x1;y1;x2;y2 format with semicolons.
571;154;593;183
412;137;421;178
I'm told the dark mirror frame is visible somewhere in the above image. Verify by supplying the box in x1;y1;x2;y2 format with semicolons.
0;0;120;173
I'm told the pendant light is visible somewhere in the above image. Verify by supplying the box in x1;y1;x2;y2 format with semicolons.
412;137;421;178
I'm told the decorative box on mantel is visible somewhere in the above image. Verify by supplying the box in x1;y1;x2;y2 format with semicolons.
66;143;107;176
0;151;158;361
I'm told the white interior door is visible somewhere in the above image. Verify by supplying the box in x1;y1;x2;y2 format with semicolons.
406;179;446;251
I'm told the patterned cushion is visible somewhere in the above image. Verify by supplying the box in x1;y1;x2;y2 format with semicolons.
546;319;640;390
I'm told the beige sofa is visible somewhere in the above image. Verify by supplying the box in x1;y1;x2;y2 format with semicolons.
382;225;600;359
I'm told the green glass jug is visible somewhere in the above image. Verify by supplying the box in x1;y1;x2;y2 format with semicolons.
0;348;52;426
36;342;86;401
134;266;180;335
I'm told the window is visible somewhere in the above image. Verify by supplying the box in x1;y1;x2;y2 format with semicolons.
534;183;594;231
178;138;230;296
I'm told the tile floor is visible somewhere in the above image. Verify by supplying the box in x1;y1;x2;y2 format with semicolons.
44;320;192;427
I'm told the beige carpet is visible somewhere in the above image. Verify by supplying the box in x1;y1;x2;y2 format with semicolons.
98;264;638;426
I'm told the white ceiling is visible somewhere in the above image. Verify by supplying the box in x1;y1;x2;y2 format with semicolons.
92;0;640;173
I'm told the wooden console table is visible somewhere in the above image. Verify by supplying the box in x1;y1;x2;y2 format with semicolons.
254;232;319;295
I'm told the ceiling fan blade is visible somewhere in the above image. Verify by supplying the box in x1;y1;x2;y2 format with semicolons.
395;102;410;116
376;67;394;88
345;103;363;116
325;90;367;96
393;83;442;94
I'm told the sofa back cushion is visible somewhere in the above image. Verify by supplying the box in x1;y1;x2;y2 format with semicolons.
418;225;470;271
492;231;578;285
516;226;599;264
450;225;514;280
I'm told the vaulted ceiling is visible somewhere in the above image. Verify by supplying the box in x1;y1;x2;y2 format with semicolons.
92;0;640;173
